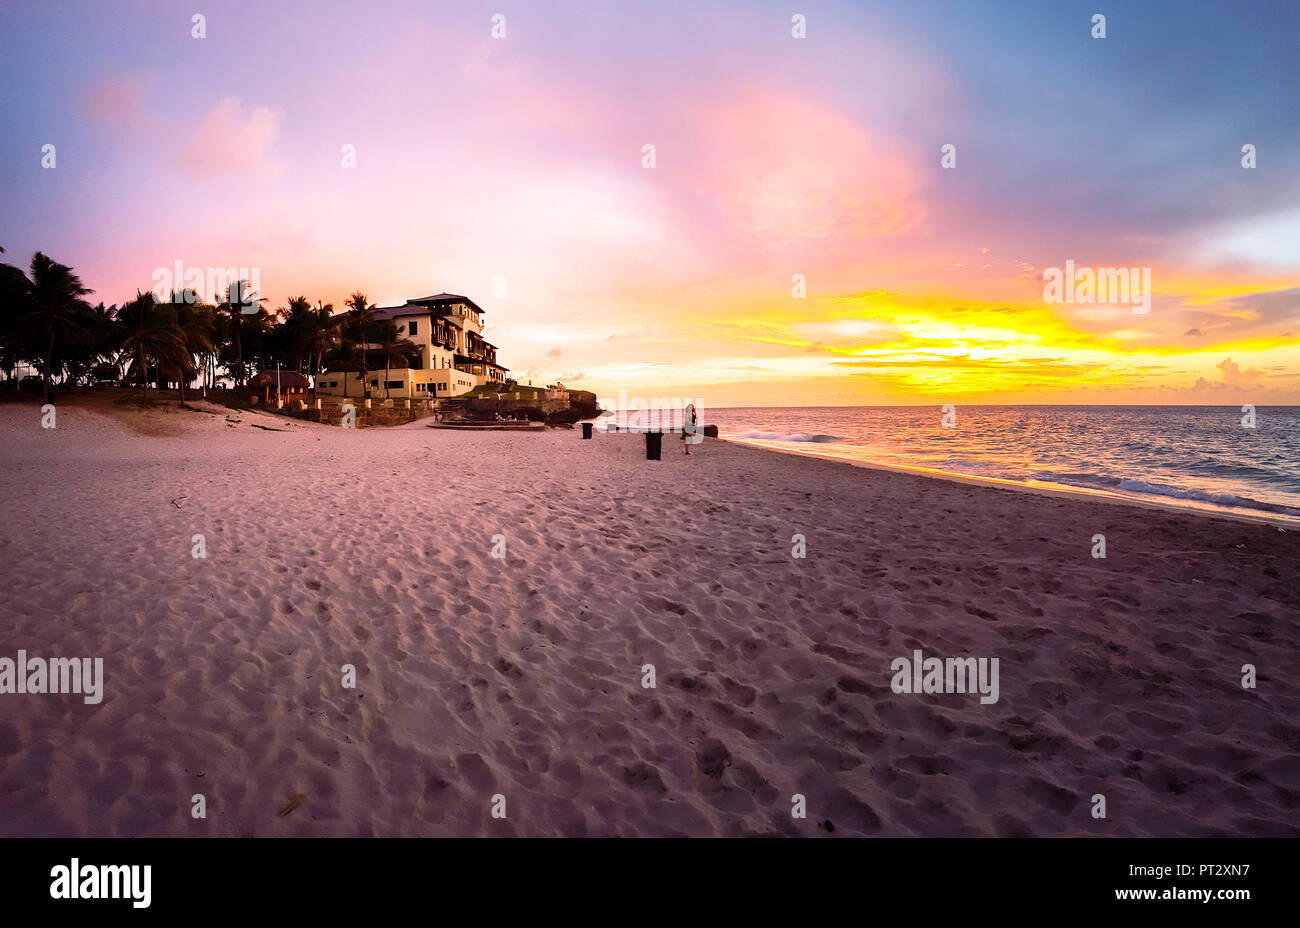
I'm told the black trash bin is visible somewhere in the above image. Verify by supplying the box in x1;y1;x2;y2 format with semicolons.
582;422;593;439
645;431;662;460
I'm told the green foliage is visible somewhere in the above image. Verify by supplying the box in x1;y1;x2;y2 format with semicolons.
0;249;352;402
0;251;523;411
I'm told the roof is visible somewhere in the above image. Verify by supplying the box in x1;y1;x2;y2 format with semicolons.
370;293;486;321
407;293;486;314
408;292;482;307
370;304;427;322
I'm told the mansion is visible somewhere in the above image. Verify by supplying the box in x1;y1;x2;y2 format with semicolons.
315;293;508;399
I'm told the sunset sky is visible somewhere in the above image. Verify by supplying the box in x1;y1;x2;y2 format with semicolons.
2;0;1297;406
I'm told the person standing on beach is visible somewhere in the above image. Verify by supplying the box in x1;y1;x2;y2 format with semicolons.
682;403;698;455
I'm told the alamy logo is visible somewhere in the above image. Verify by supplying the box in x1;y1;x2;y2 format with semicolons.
890;649;1000;704
597;391;706;442
50;859;151;908
150;261;262;310
1042;259;1151;314
0;650;103;704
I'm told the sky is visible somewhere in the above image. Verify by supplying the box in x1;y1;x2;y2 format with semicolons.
1;0;1297;406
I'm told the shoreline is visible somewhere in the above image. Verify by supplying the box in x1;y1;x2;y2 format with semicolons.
721;435;1300;529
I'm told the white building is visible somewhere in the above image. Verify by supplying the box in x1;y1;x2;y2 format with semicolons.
315;293;508;399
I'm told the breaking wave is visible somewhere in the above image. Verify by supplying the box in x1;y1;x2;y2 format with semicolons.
739;431;844;443
1032;470;1300;518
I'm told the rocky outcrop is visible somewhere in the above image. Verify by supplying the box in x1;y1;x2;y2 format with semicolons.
440;385;601;426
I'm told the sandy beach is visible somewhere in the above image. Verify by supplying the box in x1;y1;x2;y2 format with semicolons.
0;397;1297;837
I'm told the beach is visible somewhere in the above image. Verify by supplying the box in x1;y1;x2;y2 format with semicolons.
0;398;1297;837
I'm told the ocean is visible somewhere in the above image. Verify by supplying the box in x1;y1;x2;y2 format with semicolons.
610;405;1300;522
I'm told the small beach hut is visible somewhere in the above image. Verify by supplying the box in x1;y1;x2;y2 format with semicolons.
249;370;310;405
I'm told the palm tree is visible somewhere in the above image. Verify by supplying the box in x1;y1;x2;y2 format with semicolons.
87;301;121;374
278;295;313;374
23;253;93;404
308;299;337;394
62;301;117;392
167;289;219;397
115;292;182;395
241;306;276;381
0;247;32;387
168;292;216;407
344;291;375;398
375;321;404;399
216;280;266;390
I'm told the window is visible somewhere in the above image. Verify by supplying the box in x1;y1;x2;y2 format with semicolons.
370;379;379;387
386;380;402;389
408;320;417;336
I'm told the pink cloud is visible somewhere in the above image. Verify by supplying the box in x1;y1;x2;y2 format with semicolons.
678;92;927;256
176;97;280;177
86;72;151;133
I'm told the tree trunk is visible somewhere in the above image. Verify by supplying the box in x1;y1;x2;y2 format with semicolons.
233;318;244;388
358;322;368;399
44;328;56;405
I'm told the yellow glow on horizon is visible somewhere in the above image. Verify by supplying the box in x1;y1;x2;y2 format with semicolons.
594;271;1299;405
